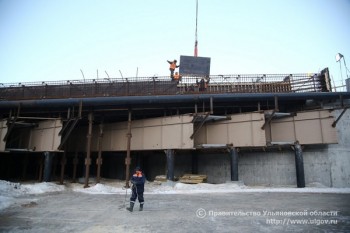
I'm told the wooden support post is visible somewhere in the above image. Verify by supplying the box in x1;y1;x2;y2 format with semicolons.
22;155;28;181
72;152;78;183
125;110;132;188
191;151;198;174
84;112;93;188
52;155;58;181
6;156;12;179
38;156;44;182
96;122;104;183
59;151;67;185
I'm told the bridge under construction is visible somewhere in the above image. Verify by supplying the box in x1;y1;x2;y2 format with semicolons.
0;67;349;188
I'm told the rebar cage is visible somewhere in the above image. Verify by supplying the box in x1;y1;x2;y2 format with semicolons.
0;68;331;100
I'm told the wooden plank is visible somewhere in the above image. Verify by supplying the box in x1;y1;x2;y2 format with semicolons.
179;174;207;184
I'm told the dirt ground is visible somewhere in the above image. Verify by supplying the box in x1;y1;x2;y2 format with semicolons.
0;189;350;233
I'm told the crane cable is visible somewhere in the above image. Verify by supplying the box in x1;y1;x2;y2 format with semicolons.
194;0;198;57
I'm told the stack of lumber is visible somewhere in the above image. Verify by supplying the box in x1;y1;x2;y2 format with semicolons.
154;175;167;182
179;174;207;184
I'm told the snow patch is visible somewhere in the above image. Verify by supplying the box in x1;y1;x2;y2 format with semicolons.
0;180;65;211
22;182;65;195
73;183;128;195
1;179;350;211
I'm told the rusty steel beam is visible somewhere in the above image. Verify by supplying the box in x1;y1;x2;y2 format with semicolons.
59;150;66;185
84;112;93;188
37;156;44;182
72;152;78;183
96;122;104;183
332;107;349;127
190;112;210;139
125;110;132;188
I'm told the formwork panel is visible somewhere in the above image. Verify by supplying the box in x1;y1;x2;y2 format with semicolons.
29;120;62;152
269;121;295;143
269;110;337;145
295;120;323;144
321;117;337;143
109;127;127;151
162;124;182;149
0;120;7;151
229;122;254;147
143;126;161;149
75;115;194;152
205;124;228;144
196;112;266;147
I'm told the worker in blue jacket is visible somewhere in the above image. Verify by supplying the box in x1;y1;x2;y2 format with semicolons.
127;167;146;212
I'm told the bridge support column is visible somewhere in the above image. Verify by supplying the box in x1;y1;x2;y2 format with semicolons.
37;156;44;182
230;147;239;181
21;155;28;181
191;151;198;174
43;151;54;182
59;151;66;185
294;143;305;188
72;152;78;183
166;149;175;181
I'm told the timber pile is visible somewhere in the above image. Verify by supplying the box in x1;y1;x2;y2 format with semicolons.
179;174;207;184
154;175;167;182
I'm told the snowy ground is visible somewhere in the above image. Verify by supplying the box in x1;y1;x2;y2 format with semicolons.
1;179;350;212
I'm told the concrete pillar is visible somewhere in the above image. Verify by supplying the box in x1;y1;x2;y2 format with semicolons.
72;152;78;183
37;156;44;182
59;151;66;185
294;143;305;188
230;148;239;181
166;149;175;181
191;151;198;174
43;152;54;182
21;155;28;181
346;78;350;92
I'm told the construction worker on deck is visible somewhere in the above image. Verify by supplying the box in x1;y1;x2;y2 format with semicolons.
173;72;182;83
127;167;146;212
196;77;210;92
167;59;179;79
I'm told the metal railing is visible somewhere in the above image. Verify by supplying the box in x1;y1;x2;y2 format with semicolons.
0;71;332;100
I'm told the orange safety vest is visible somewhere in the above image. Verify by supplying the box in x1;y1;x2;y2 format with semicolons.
133;171;143;177
174;73;181;80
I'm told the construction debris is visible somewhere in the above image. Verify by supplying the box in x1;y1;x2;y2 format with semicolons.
179;174;207;184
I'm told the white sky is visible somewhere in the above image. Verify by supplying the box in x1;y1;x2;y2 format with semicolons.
0;0;349;87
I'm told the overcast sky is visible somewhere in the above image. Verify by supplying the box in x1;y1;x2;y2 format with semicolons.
0;0;349;88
